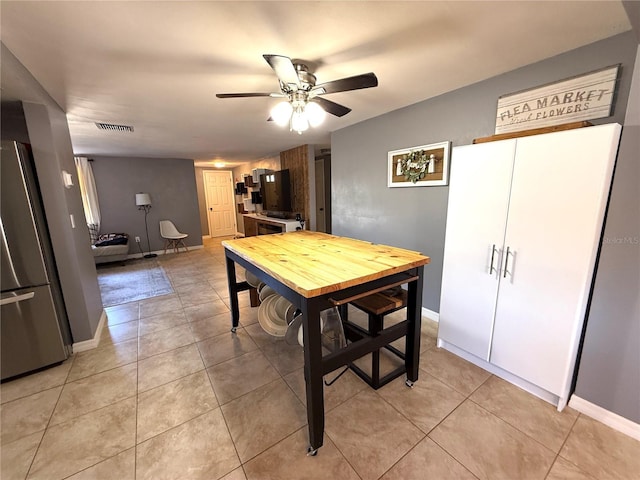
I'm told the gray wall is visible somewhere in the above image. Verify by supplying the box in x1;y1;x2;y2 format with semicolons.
332;32;637;313
90;156;202;254
332;32;638;423
1;44;103;343
574;45;640;423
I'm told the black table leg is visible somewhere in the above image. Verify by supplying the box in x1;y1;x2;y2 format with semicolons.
405;266;424;385
301;297;324;454
225;255;240;332
369;313;382;389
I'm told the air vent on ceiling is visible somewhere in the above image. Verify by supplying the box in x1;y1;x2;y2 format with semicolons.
95;122;134;132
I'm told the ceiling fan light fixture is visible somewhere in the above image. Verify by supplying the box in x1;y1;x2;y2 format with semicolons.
218;54;378;133
291;106;309;134
305;102;326;127
271;101;293;126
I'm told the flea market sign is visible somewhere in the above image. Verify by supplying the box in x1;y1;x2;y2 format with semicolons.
495;65;620;134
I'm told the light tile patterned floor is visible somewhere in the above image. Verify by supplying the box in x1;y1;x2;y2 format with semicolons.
1;237;639;479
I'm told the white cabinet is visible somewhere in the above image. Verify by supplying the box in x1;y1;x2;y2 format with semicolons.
439;140;515;360
438;124;622;409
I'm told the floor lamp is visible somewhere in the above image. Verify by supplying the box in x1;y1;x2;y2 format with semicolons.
136;193;157;258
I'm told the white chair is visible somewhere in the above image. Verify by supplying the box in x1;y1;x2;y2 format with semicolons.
159;220;189;254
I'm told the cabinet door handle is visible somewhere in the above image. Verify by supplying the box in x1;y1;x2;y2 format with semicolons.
503;246;513;278
489;244;498;275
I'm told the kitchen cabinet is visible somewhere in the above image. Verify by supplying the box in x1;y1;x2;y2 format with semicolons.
438;123;622;409
244;215;258;237
242;214;301;237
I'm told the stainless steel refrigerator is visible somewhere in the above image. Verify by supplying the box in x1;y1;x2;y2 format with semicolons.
1;140;72;380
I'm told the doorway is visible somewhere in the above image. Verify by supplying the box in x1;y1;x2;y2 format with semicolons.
203;170;236;237
314;153;331;233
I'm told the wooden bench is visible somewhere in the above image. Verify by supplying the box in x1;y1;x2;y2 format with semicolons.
343;288;408;389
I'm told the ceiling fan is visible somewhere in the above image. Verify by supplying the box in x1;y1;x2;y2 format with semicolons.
216;54;378;133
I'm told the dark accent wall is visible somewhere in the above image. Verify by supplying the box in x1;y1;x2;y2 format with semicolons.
332;32;638;422
90;156;202;254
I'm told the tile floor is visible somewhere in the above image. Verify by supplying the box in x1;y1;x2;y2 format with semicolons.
2;238;639;479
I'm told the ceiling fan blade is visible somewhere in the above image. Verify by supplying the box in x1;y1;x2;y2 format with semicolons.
313;72;378;95
263;54;301;90
311;97;351;117
216;92;282;98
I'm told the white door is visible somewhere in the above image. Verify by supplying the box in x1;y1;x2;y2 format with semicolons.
204;170;236;237
490;124;621;396
439;140;516;360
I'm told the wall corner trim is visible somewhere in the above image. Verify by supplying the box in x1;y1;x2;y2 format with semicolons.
72;309;107;353
569;395;640;441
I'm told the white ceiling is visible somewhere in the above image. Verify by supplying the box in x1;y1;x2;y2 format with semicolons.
0;1;632;168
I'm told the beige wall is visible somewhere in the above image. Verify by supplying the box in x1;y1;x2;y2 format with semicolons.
231;157;280;234
196;157;280;237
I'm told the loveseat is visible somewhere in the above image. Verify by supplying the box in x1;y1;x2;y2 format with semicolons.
91;232;130;264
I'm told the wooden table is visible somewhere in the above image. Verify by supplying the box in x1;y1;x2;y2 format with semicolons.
223;231;430;454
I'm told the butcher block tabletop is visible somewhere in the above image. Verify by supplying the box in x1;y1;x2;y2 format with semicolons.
223;231;430;298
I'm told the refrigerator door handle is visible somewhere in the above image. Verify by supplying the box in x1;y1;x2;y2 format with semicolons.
0;291;35;306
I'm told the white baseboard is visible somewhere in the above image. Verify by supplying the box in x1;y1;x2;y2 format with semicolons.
569;395;640;441
72;309;107;353
126;244;203;260
422;307;439;322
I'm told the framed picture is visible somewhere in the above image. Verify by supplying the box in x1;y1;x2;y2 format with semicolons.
388;141;450;187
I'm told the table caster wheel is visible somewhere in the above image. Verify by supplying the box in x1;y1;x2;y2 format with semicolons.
405;379;415;388
306;446;318;457
230;327;237;333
